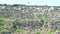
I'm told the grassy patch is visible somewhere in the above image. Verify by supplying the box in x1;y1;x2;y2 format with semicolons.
57;28;60;31
5;23;11;28
48;32;51;34
0;25;3;31
0;18;6;22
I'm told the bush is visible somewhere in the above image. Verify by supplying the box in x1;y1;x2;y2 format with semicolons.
14;29;20;32
13;19;20;26
48;32;51;34
36;32;40;34
57;28;60;31
10;26;17;32
0;18;5;22
5;23;11;28
0;25;2;31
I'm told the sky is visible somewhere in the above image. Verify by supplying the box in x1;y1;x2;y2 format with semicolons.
0;0;60;6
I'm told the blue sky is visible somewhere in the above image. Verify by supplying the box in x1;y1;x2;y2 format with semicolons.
0;0;60;6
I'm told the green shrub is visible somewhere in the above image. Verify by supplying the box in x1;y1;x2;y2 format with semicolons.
57;28;60;31
14;29;20;32
5;23;11;28
10;26;17;32
36;32;40;34
55;18;60;22
0;18;6;22
48;32;51;34
0;25;2;31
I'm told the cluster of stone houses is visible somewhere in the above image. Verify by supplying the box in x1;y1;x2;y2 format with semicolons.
0;4;60;19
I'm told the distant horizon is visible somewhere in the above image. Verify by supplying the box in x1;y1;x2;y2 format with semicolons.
0;0;60;6
0;4;60;6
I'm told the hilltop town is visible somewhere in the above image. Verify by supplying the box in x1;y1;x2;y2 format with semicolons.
0;4;60;34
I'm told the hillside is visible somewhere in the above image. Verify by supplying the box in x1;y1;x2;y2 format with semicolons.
0;4;60;34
